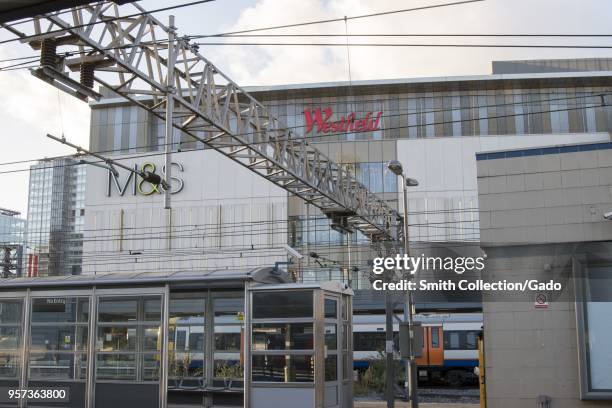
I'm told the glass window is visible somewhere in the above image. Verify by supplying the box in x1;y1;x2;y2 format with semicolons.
354;332;385;351
214;297;244;324
325;355;338;382
325;324;337;350
175;330;186;351
431;328;439;348
252;323;313;350
95;296;161;382
98;299;137;322
0;327;20;350
188;332;204;351
580;265;612;395
213;297;244;385
31;298;76;322
252;291;313;319
97;327;137;351
324;298;337;319
466;331;477;349
342;352;350;380
252;355;314;383
0;300;21;379
28;353;77;379
144;299;161;321
170;298;205;321
169;295;206;383
31;326;76;351
368;163;383;193
29;297;88;380
449;332;460;349
142;353;160;381
383;165;398;193
169;326;204;380
214;326;241;351
96;354;136;380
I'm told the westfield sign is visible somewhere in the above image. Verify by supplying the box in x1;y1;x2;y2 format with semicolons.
304;107;382;134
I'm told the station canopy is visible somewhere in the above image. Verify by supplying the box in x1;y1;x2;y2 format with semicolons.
0;267;290;289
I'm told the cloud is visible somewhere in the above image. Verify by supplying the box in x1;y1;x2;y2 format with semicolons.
205;0;612;85
0;46;90;214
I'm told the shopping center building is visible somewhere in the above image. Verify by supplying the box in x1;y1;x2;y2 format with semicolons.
84;57;612;291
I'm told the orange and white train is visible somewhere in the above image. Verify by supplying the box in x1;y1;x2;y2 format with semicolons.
353;313;482;386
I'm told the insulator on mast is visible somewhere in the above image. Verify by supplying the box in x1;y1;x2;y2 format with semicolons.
79;62;95;89
40;38;57;67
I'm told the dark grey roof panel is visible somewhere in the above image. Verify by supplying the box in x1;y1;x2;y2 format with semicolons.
0;267;290;289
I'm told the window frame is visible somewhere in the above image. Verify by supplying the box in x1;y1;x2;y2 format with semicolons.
250;289;315;385
27;295;90;381
94;293;163;383
574;258;612;400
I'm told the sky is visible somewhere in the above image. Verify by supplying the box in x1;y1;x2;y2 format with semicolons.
1;0;612;215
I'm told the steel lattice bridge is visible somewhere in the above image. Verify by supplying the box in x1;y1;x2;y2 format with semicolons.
1;1;402;242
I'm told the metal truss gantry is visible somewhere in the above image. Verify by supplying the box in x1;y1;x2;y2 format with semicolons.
1;1;401;241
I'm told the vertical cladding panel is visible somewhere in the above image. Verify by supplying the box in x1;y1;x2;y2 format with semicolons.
368;140;383;162
129;106;138;151
355;141;368;163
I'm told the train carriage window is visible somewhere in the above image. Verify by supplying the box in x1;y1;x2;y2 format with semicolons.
431;328;439;348
175;331;186;351
466;331;477;349
189;333;204;351
443;330;479;350
449;332;460;349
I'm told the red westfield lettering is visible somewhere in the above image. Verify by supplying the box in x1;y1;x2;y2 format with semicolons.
304;107;382;134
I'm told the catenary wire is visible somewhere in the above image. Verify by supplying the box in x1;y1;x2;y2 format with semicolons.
194;42;612;49
192;0;485;38
0;0;216;45
0;0;482;46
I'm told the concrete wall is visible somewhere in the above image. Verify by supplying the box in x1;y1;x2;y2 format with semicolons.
478;143;612;245
477;142;612;407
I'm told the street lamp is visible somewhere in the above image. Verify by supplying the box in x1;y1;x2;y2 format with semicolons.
387;160;419;408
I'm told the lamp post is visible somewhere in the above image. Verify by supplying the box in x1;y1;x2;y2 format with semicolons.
387;160;419;408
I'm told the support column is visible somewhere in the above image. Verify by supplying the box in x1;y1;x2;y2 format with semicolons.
160;284;170;408
86;287;97;408
165;15;176;253
19;289;31;408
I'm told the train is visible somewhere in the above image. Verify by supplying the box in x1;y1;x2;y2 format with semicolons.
167;312;482;386
353;313;482;386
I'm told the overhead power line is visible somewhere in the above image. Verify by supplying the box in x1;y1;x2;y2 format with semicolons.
194;42;612;49
0;0;216;45
194;0;485;38
209;33;612;38
0;0;481;46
